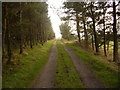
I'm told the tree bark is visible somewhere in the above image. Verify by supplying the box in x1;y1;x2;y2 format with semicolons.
113;1;119;62
5;4;12;64
30;27;33;48
103;8;107;56
107;40;109;51
90;3;99;53
76;12;81;43
82;14;88;48
92;35;94;51
2;3;7;60
40;23;43;45
19;2;23;54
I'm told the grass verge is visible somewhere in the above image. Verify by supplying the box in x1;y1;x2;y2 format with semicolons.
65;42;119;88
3;40;54;88
55;41;83;88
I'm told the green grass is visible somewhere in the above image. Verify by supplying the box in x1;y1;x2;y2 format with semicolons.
3;40;54;88
65;42;119;88
99;41;120;61
55;41;83;88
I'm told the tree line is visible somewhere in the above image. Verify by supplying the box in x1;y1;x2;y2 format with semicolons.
60;22;77;40
2;2;55;64
60;1;120;62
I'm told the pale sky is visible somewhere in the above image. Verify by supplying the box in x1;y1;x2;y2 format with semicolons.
47;0;64;38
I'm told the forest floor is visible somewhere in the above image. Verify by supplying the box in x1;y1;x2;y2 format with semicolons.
2;40;119;88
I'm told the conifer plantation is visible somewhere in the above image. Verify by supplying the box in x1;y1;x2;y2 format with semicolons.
2;2;55;64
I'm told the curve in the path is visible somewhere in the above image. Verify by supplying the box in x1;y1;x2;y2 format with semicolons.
61;42;106;88
32;41;57;88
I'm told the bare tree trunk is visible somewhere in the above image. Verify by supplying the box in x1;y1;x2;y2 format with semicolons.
113;1;119;62
103;8;107;56
107;41;109;51
82;15;88;48
90;3;99;53
5;4;12;64
40;23;43;45
92;35;94;51
76;12;81;43
2;3;7;60
30;28;33;48
19;2;23;54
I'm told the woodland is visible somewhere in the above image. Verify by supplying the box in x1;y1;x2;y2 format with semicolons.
2;1;120;88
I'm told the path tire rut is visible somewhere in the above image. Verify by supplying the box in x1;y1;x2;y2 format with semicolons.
61;42;106;88
32;41;57;88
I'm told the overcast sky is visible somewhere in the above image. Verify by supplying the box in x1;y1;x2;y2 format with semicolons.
47;0;64;38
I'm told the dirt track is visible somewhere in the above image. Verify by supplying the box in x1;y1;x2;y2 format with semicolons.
61;42;106;88
32;41;106;88
32;41;57;88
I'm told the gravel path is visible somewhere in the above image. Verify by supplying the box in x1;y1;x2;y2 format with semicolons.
32;41;57;88
61;42;106;88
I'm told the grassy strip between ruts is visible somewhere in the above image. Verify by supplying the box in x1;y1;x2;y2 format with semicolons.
3;40;54;88
55;41;83;88
65;42;119;88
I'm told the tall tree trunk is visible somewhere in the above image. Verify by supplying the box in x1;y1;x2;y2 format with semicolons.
28;3;33;48
19;2;23;54
5;4;12;64
92;35;94;51
82;14;88;48
38;23;41;43
41;14;44;45
43;23;47;43
90;3;99;53
103;8;107;56
40;23;43;45
6;29;12;64
76;12;81;43
113;1;119;62
2;3;7;60
30;27;33;48
107;40;109;51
